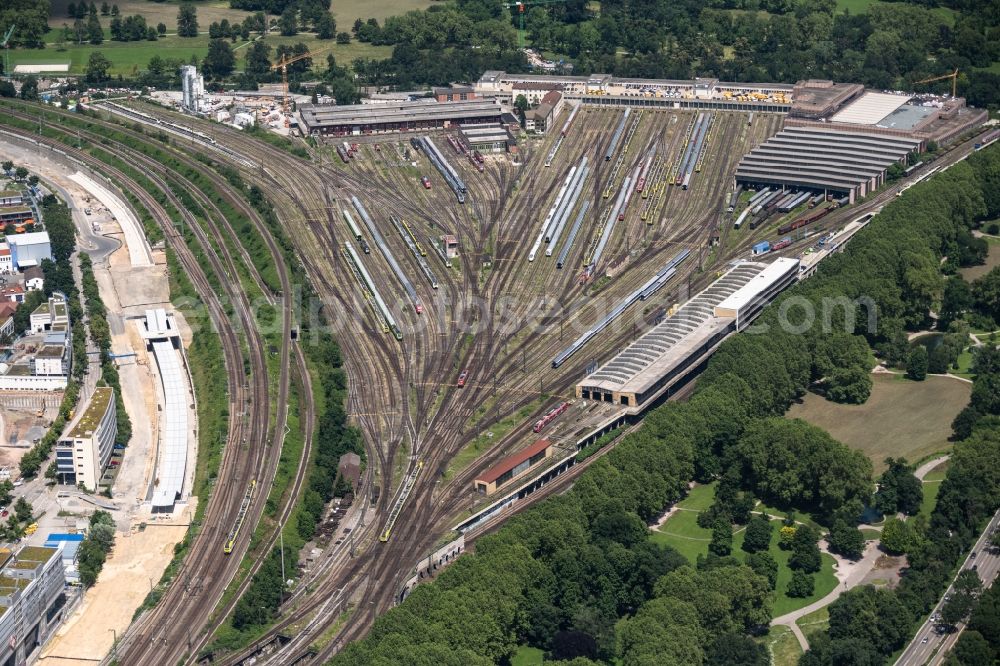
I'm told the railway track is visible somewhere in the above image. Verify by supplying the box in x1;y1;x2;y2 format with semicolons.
0;102;307;666
30;98;973;666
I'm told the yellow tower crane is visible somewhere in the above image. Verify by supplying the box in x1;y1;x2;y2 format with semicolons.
914;68;959;98
270;44;336;116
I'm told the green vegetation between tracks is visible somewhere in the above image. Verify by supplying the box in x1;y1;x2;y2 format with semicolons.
325;146;1000;666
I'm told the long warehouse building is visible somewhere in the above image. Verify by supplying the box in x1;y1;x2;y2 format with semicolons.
734;126;920;203
577;258;799;410
298;100;503;136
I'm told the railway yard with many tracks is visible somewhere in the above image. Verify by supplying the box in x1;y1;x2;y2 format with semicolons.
0;92;983;666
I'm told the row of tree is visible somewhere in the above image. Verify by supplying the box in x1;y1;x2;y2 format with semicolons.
799;148;1000;663
328;141;1000;664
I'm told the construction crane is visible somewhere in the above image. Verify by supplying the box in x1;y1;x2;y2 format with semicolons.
915;68;959;98
1;25;15;79
502;0;565;49
270;44;335;116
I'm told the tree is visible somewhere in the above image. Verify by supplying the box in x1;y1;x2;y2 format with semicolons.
279;5;298;36
157;22;166;35
0;82;14;98
13;497;32;523
244;41;271;81
336;31;351;44
709;519;733;557
825;366;873;404
787;570;815;598
789;525;822;573
177;2;198;37
953;405;982;441
100;1;108;14
316;12;335;39
876;458;924;516
829;520;865;559
88;522;115;551
745;551;778;590
19;76;39;101
86;13;103;44
705;633;768;666
879;517;912;555
742;515;772;554
110;3;118;16
514;94;529;125
13;166;28;181
952;630;993;665
907;346;928;381
202;39;236;79
85;52;112;83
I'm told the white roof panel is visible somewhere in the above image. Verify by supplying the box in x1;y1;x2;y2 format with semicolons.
830;92;910;125
150;339;188;509
715;258;800;314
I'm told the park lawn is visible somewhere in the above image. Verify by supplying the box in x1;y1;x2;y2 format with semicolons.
796;606;830;640
764;625;803;666
733;523;839;618
48;0;432;29
677;481;717;512
48;0;255;31
11;34;392;76
961;238;1000;282
650;510;712;563
512;645;544;666
653;509;838;618
919;480;943;520
835;0;877;13
787;373;970;473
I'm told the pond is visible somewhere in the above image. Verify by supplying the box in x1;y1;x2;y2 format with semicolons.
910;332;944;351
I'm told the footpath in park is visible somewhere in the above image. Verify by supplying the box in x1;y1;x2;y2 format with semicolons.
770;454;951;651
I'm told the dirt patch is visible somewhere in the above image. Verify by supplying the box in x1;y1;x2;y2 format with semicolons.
37;501;196;666
863;553;905;589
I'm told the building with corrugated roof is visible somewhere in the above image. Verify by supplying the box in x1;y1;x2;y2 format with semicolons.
297;100;502;136
577;258;799;409
474;439;553;495
734;126;920;202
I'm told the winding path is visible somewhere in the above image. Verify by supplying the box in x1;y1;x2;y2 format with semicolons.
770;454;951;651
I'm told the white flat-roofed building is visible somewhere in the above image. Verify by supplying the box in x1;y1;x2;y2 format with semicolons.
714;258;800;329
577;258;799;410
8;231;51;269
142;309;189;512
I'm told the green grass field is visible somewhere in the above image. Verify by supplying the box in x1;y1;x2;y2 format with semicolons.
512;645;544;666
47;0;432;30
10;33;392;76
764;625;804;666
796;606;830;640
651;490;838;618
787;374;970;473
961;237;1000;282
835;0;956;22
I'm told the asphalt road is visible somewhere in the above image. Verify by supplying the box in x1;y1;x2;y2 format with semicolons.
894;510;1000;665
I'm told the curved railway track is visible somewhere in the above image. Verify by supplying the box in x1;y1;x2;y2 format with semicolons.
28;99;962;666
0;104;305;666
